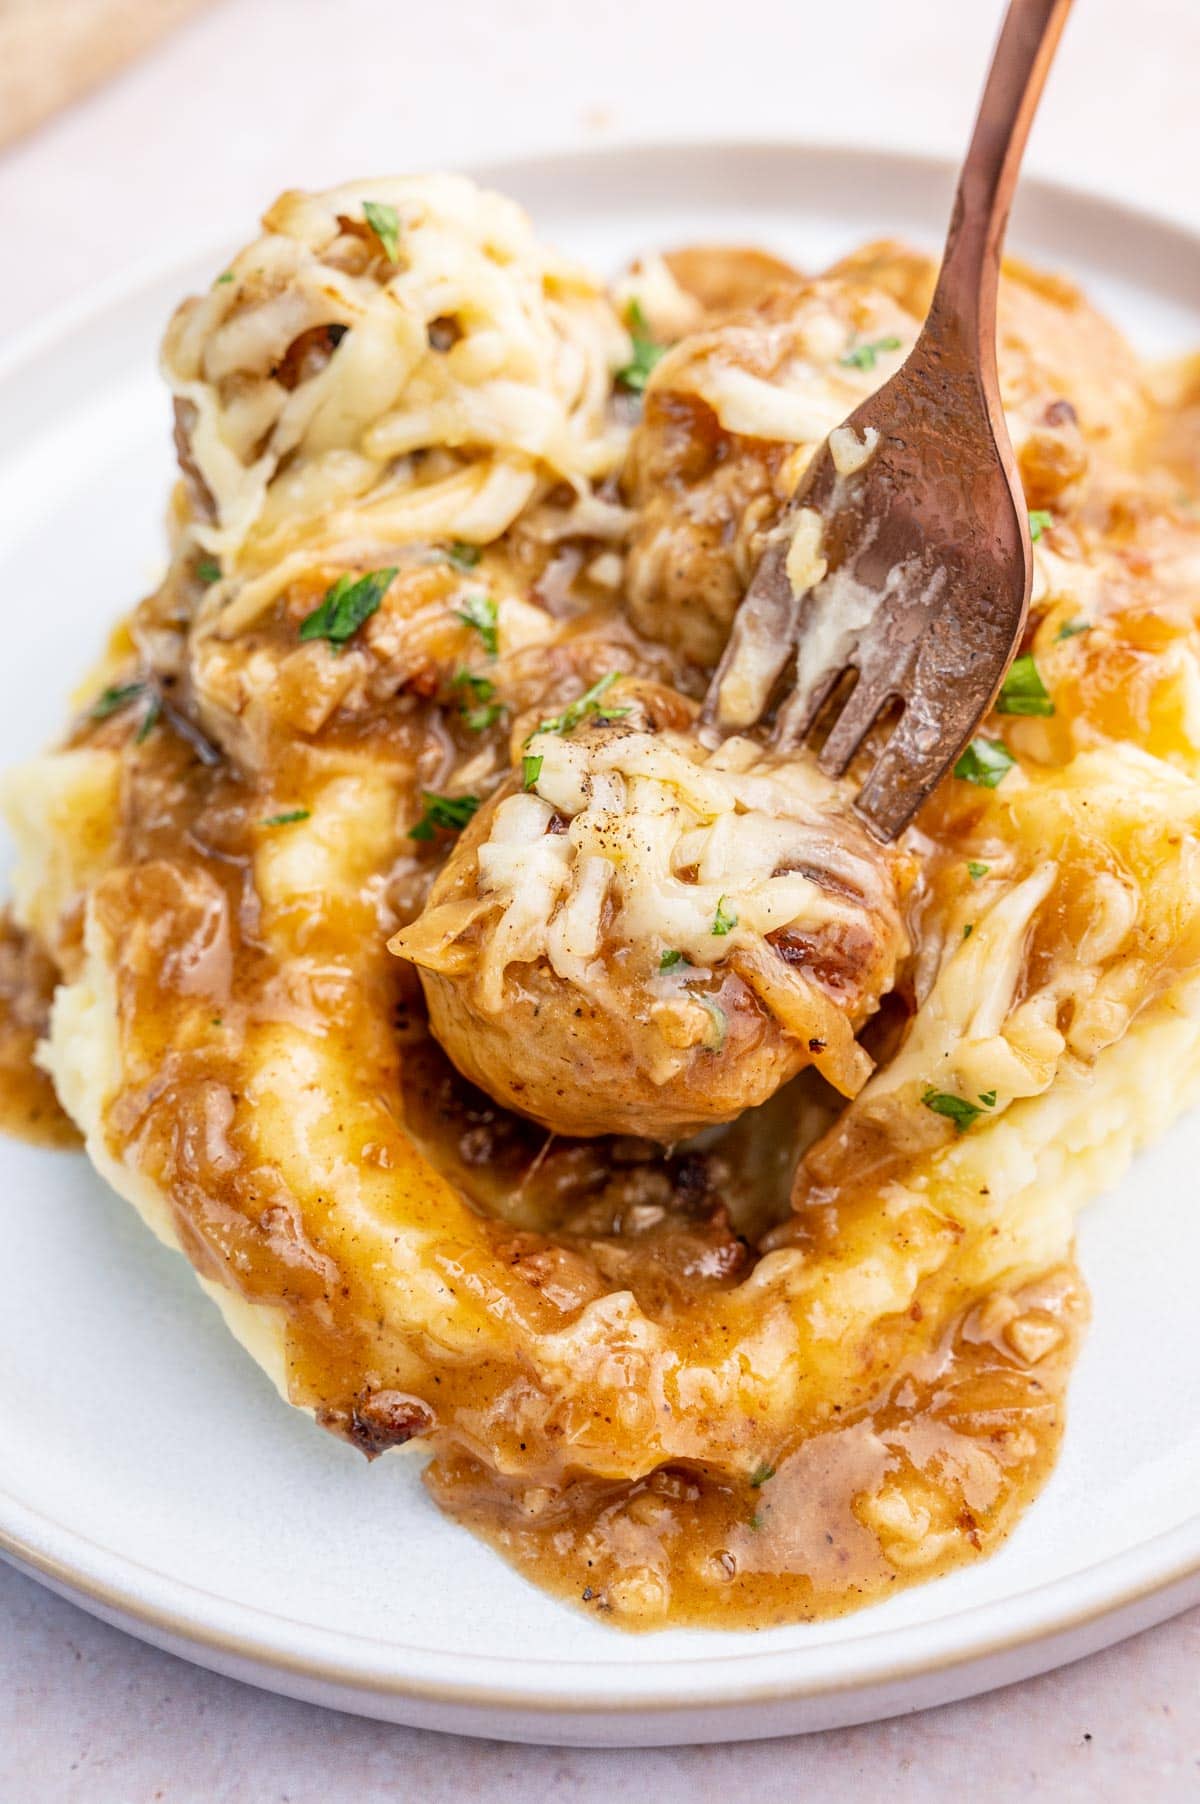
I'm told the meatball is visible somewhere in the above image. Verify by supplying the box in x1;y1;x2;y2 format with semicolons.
622;278;918;671
390;688;908;1141
623;245;1151;677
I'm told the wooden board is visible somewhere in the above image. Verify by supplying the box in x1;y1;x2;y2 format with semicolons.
0;0;212;149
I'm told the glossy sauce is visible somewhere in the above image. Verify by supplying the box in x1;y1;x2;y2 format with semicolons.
50;687;1094;1630
0;912;79;1148
428;1268;1084;1629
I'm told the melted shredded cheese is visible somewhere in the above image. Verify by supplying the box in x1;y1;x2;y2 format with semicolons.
162;174;629;632
395;717;903;1096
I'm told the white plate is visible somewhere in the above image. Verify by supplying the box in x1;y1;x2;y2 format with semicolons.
2;143;1199;1749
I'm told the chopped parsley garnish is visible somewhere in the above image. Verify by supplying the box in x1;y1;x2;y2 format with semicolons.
1028;509;1054;542
261;809;310;827
659;949;686;972
922;1088;996;1132
522;754;543;790
446;541;482;570
750;1462;775;1488
696;995;727;1053
748;1512;763;1532
196;557;221;585
135;695;162;744
454;593;499;656
1055;619;1092;642
215;272;235;285
455;671;494;703
616;299;666;392
408;791;480;841
462;702;504;732
997;653;1054;718
962;923;974;940
966;860;990;879
90;682;144;721
528;671;629;742
299;567;396;649
839;334;902;371
362;200;401;262
91;681;161;744
453;671;504;731
712;896;738;937
954;737;1015;788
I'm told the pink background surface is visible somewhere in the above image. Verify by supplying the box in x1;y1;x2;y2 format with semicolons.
2;1561;1198;1800
2;0;1198;1794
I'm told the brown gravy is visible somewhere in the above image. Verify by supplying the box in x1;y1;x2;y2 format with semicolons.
0;912;79;1149
427;1266;1085;1629
51;701;1091;1629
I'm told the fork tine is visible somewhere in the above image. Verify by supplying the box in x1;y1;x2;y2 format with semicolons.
704;539;800;731
772;663;843;750
817;668;903;776
853;704;960;843
851;583;1018;838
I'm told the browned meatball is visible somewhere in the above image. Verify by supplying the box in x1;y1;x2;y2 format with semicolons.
622;279;918;671
391;690;909;1140
621;246;1151;677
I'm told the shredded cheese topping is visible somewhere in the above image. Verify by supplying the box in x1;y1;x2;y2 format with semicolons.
395;716;904;1095
162;175;630;633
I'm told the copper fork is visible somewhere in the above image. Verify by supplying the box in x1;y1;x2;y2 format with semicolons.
704;0;1074;841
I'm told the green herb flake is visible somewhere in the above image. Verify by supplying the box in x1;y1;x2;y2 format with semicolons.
696;995;727;1053
616;299;666;393
454;593;499;656
923;1087;997;1131
1055;619;1092;642
522;754;543;791
135;695;162;745
748;1512;763;1532
922;1089;984;1132
299;567;396;649
954;737;1016;788
962;923;974;940
261;809;310;827
196;557;221;585
659;949;686;972
90;682;144;721
454;670;505;731
712;896;738;937
966;860;990;880
1028;509;1054;542
463;703;504;732
408;791;480;842
446;541;482;570
749;1462;775;1489
839;334;902;372
215;272;235;285
997;653;1054;718
528;671;629;742
362;200;401;262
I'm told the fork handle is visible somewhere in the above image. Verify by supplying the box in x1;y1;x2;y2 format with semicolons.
925;0;1073;365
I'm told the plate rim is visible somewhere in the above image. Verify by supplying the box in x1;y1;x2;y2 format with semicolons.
2;134;1199;1729
5;1486;1200;1716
